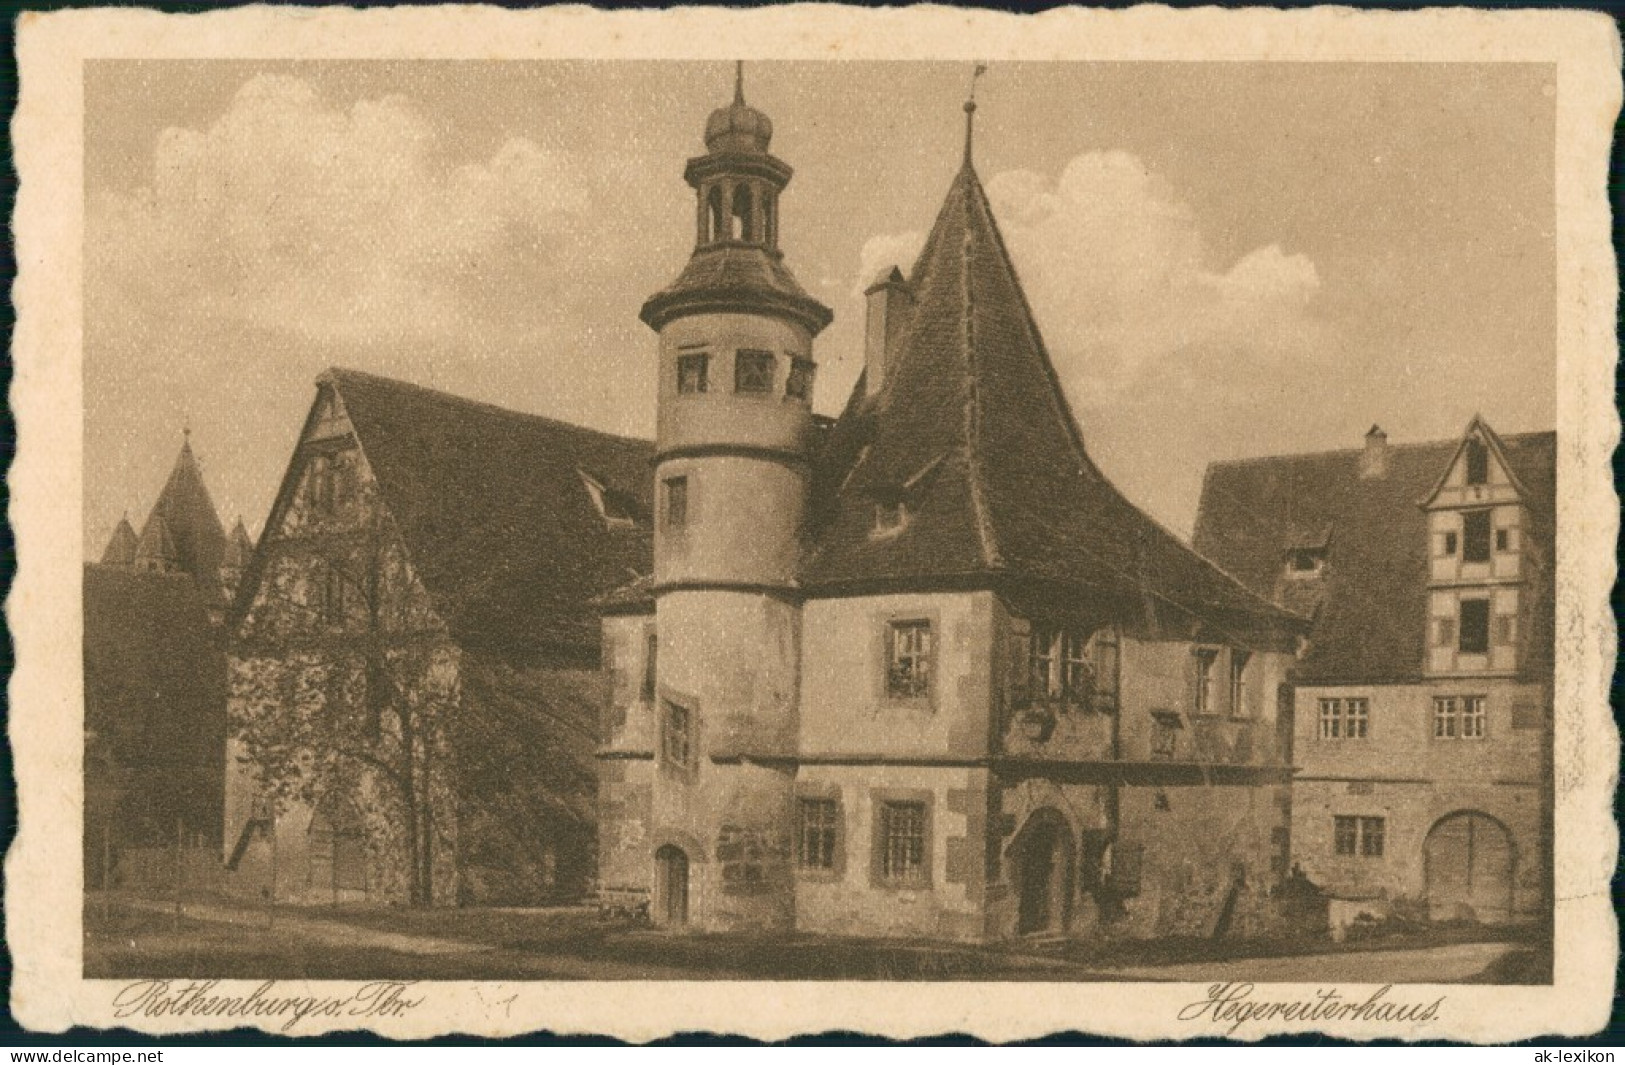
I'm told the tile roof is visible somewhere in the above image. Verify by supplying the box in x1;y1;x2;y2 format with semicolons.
640;244;832;336
101;516;139;566
803;161;1304;640
144;438;229;598
1192;425;1556;685
321;370;655;661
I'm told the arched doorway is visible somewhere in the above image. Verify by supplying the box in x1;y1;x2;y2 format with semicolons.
307;799;367;902
1424;811;1514;924
1012;809;1074;935
655;845;690;928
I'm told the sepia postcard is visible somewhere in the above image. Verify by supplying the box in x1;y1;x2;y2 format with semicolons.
9;3;1620;1043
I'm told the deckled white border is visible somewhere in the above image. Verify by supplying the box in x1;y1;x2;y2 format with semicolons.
10;4;1619;1042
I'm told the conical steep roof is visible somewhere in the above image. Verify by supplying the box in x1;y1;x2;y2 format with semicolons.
806;158;1302;638
222;517;255;569
144;437;228;593
101;516;139;566
134;512;178;571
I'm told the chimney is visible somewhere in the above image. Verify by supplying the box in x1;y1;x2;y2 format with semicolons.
864;266;913;397
1360;424;1388;479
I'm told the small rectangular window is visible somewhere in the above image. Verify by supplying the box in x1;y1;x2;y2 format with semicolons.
1459;599;1490;653
786;358;815;401
1229;650;1251;718
1150;711;1182;761
1435;695;1486;739
320;564;348;626
1193;649;1218;714
1443;531;1459;556
664;476;688;530
1359;816;1385;857
1465;438;1489;485
1333;815;1385;857
661;699;693;768
735;349;775;394
1495;528;1510;552
797;798;839;870
878;802;926;884
874;499;906;534
886;620;933;699
677;353;709;394
1463;511;1492;563
1436;616;1456;647
1333;815;1358;856
1318;698;1369;740
1496;614;1516;646
641;632;658;702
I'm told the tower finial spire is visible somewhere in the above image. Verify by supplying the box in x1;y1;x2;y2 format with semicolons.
734;60;745;105
963;63;988;165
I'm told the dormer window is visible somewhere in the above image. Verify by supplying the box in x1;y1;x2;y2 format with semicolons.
579;470;638;530
677;352;709;394
1464;438;1489;485
735;349;774;394
874;499;907;535
1286;548;1325;576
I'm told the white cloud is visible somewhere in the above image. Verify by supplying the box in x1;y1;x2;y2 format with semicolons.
855;150;1330;402
853;231;925;299
91;74;589;345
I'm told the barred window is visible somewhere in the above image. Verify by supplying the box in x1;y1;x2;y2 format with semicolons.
1318;698;1369;740
1434;695;1487;740
797;798;839;870
879;802;926;884
886;620;932;699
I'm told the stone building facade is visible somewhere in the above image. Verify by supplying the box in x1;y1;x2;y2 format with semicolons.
1195;419;1555;925
224;370;651;906
597;77;1309;941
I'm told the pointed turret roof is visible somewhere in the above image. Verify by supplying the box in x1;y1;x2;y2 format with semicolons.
144;435;229;592
806;156;1302;639
101;515;139;566
134;512;178;571
222;517;255;569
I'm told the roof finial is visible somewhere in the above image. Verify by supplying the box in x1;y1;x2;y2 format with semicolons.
963;62;988;165
734;60;745;105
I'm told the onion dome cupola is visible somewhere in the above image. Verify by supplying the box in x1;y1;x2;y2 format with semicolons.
640;63;832;337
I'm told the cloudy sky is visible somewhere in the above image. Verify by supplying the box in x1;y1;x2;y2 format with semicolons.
84;60;1555;555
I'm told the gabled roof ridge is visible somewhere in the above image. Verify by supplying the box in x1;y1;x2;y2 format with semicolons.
324;367;653;451
1205;428;1556;470
1419;413;1534;506
955;165;1005;571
